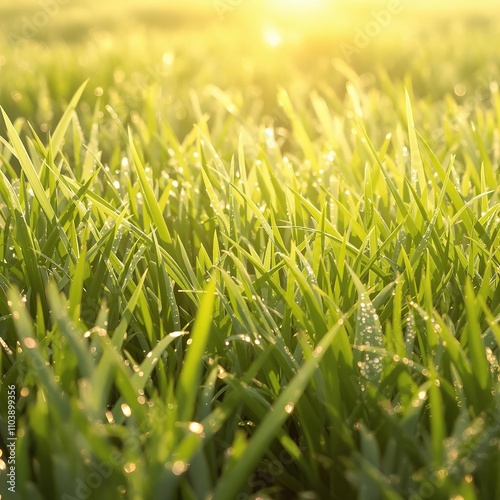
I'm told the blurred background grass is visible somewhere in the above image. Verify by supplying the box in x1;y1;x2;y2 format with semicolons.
0;0;499;140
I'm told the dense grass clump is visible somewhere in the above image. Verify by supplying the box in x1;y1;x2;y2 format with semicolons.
1;2;500;499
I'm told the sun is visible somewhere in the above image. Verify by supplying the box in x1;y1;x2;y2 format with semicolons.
263;27;283;47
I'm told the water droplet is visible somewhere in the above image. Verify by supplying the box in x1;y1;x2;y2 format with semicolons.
124;463;136;474
188;422;204;435
171;460;188;476
23;338;37;349
121;404;132;417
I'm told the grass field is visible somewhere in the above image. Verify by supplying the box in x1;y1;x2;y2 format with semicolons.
0;1;500;499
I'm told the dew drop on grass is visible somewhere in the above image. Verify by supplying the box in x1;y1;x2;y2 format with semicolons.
23;338;37;349
124;463;136;474
355;293;383;388
404;309;417;358
171;460;188;476
188;422;204;434
312;346;323;357
121;404;132;417
170;331;186;338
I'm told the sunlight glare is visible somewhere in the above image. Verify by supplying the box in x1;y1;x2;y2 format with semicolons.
264;27;283;47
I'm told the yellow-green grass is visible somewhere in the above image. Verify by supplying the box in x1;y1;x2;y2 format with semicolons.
0;2;499;499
